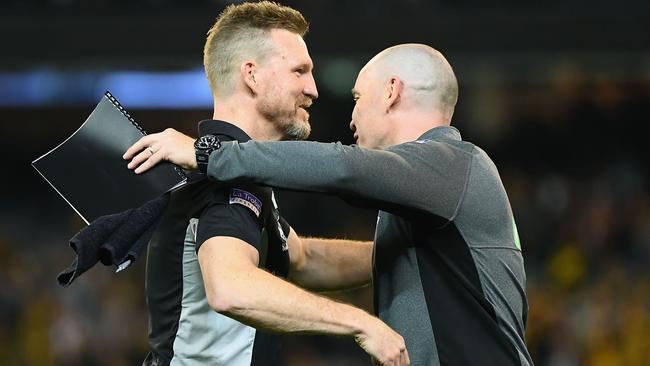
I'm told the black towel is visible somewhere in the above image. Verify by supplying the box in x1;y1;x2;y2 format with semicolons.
57;193;170;287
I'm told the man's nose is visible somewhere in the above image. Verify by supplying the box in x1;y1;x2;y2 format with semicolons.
349;120;356;132
305;73;318;100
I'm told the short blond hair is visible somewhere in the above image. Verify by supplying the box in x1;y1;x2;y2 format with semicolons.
204;1;309;96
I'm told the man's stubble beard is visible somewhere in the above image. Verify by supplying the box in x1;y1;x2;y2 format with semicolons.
258;95;312;141
281;115;311;140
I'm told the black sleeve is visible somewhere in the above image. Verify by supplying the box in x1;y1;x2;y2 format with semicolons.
195;188;264;253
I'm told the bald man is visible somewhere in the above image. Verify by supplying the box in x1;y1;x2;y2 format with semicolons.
126;44;533;366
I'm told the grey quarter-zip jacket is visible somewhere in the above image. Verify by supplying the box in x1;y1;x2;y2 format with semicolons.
205;126;533;366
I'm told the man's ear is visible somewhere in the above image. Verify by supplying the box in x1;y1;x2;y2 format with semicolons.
384;76;403;113
241;60;258;95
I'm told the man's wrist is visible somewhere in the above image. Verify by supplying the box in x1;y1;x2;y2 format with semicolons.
195;134;221;174
344;306;374;338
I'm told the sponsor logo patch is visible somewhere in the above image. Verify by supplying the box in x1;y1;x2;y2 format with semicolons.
229;188;262;217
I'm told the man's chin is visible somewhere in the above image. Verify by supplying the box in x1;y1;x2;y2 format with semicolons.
282;120;311;140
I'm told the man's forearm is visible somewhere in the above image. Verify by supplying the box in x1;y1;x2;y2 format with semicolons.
217;264;372;335
208;141;355;195
199;237;376;337
208;262;409;365
289;236;373;292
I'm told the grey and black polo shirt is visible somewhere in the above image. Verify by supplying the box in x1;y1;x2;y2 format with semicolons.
143;120;289;366
205;126;533;366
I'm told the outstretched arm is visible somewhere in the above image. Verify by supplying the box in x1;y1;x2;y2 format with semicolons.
124;129;468;220
201;236;407;365
286;227;373;292
207;139;465;218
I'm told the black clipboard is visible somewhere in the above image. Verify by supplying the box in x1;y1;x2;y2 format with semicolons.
32;92;187;224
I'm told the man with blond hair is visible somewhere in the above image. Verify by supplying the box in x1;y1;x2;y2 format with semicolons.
127;43;533;365
127;2;409;366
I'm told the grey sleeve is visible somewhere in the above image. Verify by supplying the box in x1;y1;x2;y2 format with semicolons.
207;140;471;220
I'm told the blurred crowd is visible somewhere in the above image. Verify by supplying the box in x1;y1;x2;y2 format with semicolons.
501;75;650;365
1;66;649;365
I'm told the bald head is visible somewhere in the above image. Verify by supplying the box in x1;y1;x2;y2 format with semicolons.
361;44;458;122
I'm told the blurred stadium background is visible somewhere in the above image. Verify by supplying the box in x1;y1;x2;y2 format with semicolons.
1;0;649;365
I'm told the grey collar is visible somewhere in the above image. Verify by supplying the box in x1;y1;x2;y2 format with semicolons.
417;126;462;142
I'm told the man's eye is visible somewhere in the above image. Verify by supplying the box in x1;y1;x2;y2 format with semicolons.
353;96;359;102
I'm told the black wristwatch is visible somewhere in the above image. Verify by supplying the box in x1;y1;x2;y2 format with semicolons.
194;134;221;174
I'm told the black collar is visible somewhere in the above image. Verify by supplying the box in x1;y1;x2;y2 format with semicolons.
198;120;251;143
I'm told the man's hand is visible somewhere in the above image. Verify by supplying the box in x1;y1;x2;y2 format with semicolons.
123;128;197;174
356;318;410;366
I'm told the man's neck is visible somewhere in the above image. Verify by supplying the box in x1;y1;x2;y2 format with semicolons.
388;111;450;146
211;98;284;142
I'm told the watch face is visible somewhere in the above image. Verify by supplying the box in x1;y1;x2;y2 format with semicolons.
196;135;217;150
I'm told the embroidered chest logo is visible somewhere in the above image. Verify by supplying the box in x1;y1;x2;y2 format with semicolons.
229;188;262;217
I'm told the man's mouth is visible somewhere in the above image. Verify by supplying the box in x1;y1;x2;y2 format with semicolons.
298;98;312;110
296;106;310;121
